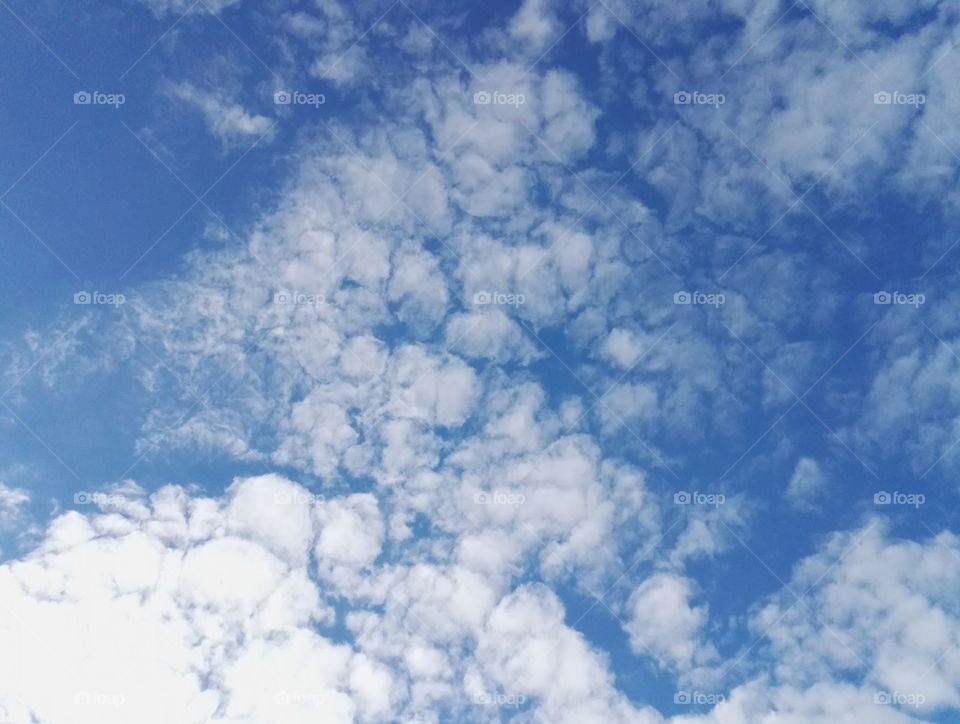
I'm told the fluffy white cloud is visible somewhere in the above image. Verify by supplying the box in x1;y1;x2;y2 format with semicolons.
7;2;960;722
0;476;375;724
751;522;960;714
602;327;648;369
625;573;714;672
673;679;921;724
315;493;384;578
386;346;479;427
475;585;664;724
444;309;542;364
508;0;561;51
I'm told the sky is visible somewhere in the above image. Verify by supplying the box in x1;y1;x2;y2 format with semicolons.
1;0;960;722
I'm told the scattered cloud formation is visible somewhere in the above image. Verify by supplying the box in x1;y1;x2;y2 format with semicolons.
2;0;960;721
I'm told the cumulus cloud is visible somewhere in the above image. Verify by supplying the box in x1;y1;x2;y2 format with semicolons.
0;476;389;724
6;1;960;722
508;0;561;51
751;522;960;714
625;573;715;673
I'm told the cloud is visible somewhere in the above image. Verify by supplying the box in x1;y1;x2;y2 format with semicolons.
444;309;542;365
625;572;715;672
602;328;648;369
786;457;826;510
0;476;388;724
7;1;960;721
0;482;29;532
166;82;275;147
136;0;242;16
475;584;665;724
751;522;960;714
508;0;562;52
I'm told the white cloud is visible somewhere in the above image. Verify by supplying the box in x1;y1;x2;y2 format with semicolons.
166;82;275;147
672;679;921;724
137;0;241;16
751;522;960;714
625;573;714;672
786;457;826;510
508;0;561;51
0;482;29;532
8;3;960;722
0;477;388;724
315;493;384;575
445;309;541;365
387;244;450;332
476;584;664;724
602;327;647;369
538;71;599;161
387;346;479;427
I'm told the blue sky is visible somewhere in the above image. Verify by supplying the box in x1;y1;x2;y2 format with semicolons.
2;1;960;723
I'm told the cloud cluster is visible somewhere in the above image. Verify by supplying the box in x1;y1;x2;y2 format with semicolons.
5;0;960;721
